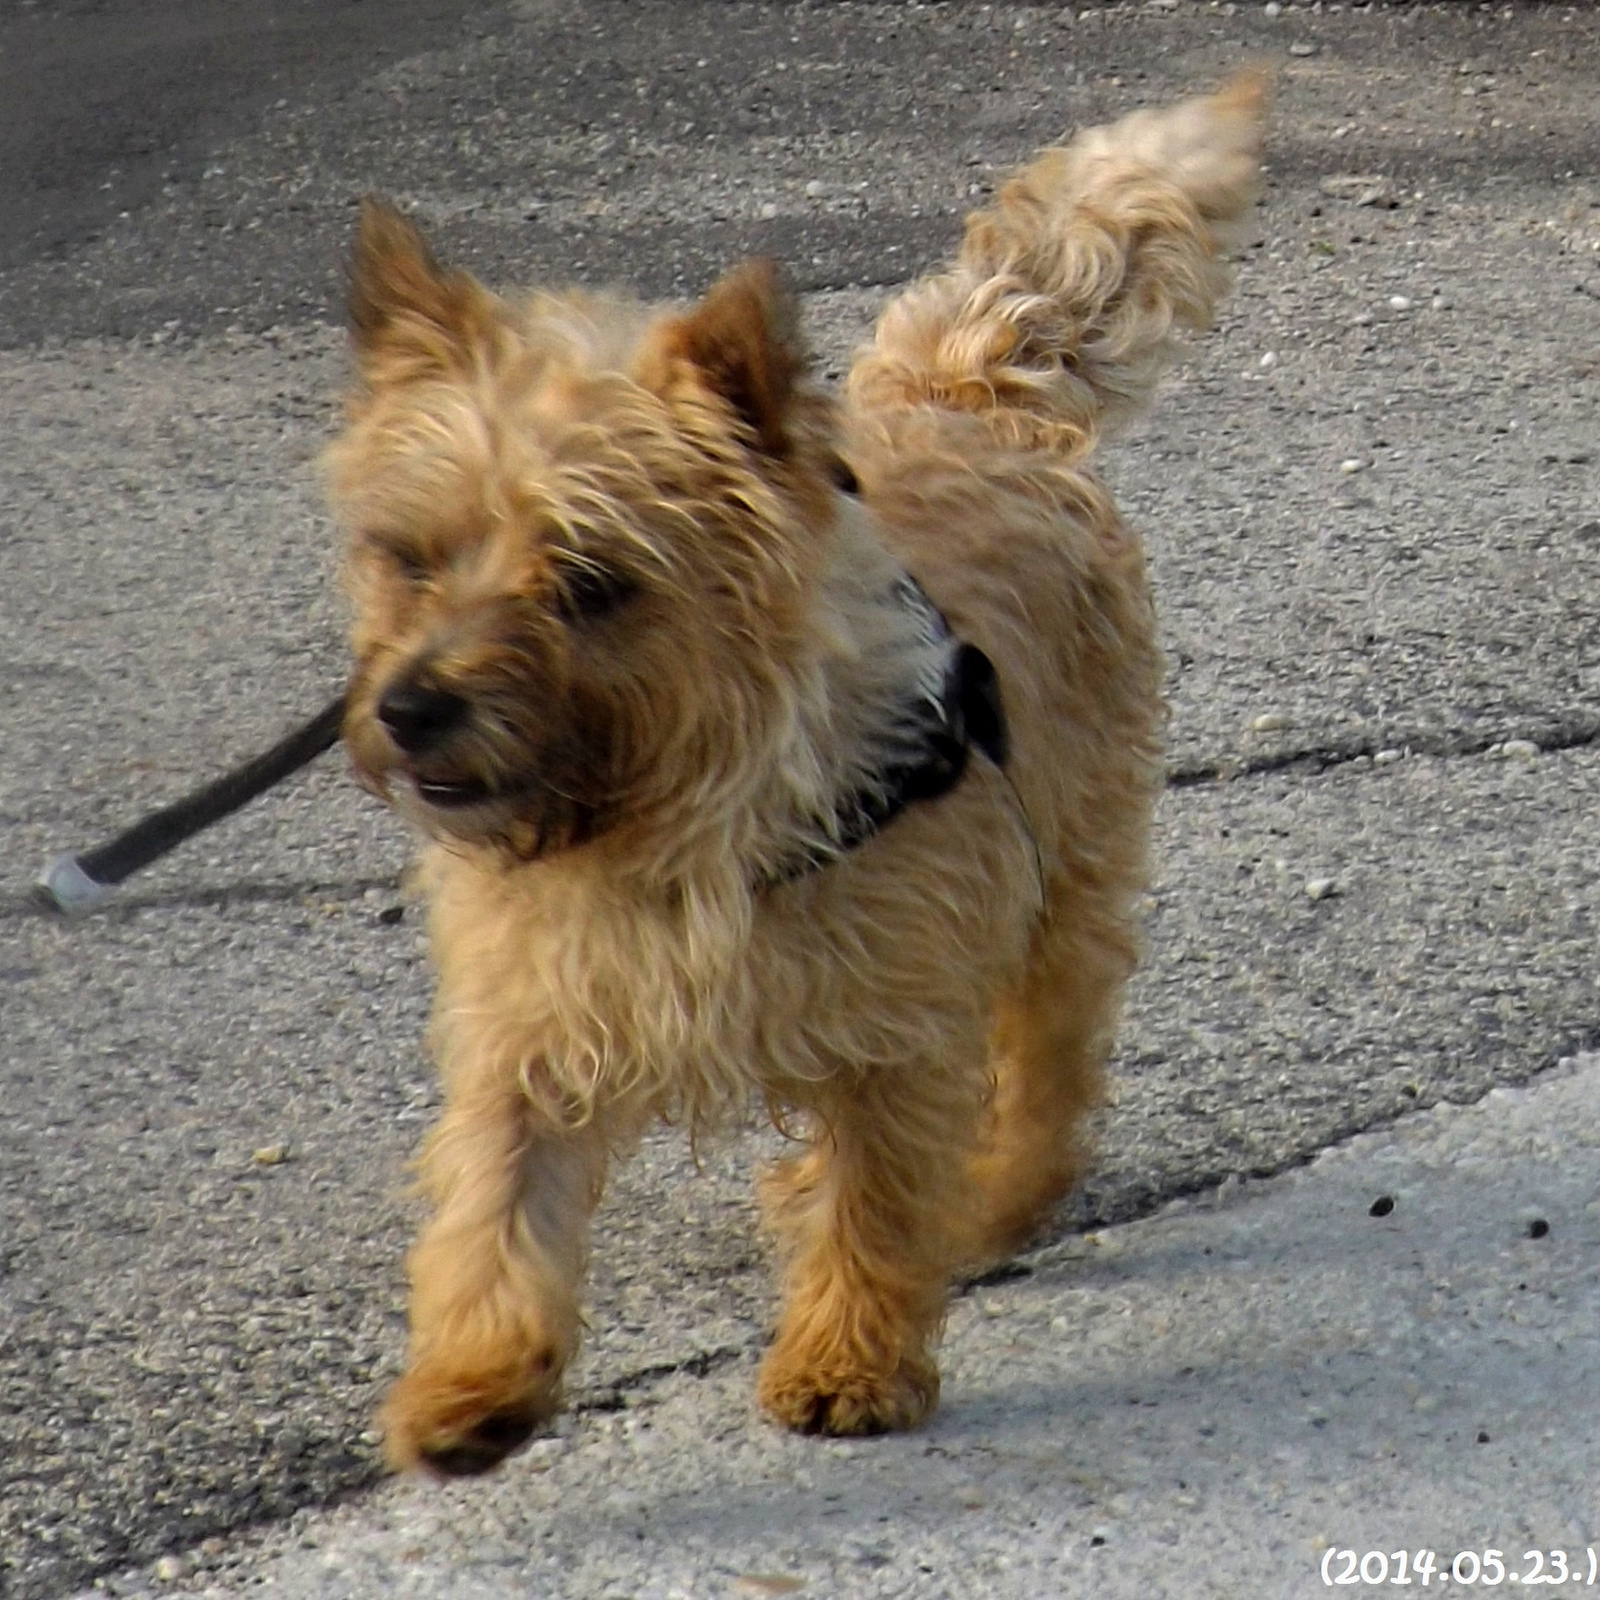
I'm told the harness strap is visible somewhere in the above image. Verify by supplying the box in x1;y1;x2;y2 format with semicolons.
764;577;1008;887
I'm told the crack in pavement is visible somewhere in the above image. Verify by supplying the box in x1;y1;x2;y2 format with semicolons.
571;1343;757;1415
1170;711;1600;787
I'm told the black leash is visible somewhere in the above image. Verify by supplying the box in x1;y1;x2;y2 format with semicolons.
34;692;346;914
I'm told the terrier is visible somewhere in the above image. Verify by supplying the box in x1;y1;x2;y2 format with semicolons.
326;77;1263;1475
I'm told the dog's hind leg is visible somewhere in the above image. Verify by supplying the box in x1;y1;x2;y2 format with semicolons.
756;1047;985;1436
966;875;1139;1262
379;1088;610;1476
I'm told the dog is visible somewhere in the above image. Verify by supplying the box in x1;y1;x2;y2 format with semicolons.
325;75;1263;1476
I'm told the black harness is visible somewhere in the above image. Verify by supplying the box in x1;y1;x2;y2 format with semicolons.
766;574;1008;886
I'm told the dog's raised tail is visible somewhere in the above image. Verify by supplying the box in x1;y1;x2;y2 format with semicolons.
850;72;1266;447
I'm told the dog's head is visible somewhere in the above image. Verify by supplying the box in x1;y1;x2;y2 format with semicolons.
327;201;841;861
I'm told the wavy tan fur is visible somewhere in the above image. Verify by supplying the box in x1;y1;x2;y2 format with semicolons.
325;75;1264;1474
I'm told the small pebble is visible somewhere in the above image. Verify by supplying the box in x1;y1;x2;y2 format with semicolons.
1258;350;1277;368
1305;878;1337;902
1373;749;1403;766
1288;41;1316;57
252;1144;290;1167
1324;176;1392;209
804;179;825;198
153;1556;187;1583
1501;738;1540;760
1528;1218;1551;1240
733;1578;807;1598
1263;1;1281;14
1339;458;1366;474
1369;1195;1396;1217
1388;294;1412;311
1251;711;1294;732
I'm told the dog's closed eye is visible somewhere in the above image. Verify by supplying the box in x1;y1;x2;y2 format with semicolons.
555;562;636;622
391;547;432;584
371;537;433;585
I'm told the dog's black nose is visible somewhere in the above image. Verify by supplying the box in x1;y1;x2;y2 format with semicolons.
377;682;467;755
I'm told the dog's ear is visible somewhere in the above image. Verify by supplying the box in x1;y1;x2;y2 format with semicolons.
347;198;495;371
641;259;806;459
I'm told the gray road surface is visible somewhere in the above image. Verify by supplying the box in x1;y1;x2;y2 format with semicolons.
141;1055;1600;1600
2;2;1598;1596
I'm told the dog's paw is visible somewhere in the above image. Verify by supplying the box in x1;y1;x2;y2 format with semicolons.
380;1360;562;1477
757;1350;940;1436
417;1407;542;1478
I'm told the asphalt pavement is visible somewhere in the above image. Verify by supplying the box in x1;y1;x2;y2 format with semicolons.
2;2;1598;1597
156;1055;1600;1600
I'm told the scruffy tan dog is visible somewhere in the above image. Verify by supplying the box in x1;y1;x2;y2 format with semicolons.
327;77;1262;1476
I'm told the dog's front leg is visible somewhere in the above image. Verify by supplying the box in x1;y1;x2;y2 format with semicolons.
758;1060;979;1436
380;1086;608;1476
